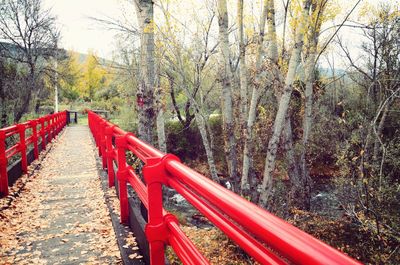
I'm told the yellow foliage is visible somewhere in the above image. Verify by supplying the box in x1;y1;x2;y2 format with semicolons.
143;19;155;34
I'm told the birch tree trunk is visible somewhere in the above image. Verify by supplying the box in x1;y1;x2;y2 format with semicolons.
241;0;270;194
373;102;389;161
266;0;278;64
259;0;311;207
296;1;325;210
283;116;302;205
156;109;166;152
0;70;7;127
155;67;167;153
217;0;238;189
237;0;248;136
135;0;155;144
297;40;316;210
196;111;219;182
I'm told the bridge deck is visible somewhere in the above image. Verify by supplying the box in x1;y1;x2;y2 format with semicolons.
0;126;122;264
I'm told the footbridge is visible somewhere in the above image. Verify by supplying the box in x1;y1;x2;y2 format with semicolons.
0;111;362;265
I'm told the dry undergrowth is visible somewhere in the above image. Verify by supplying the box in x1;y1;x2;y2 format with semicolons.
167;226;257;265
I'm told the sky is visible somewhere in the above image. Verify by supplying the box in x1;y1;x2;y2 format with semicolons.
43;0;124;59
43;0;399;68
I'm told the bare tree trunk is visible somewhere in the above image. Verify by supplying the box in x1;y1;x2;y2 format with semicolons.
259;0;311;207
241;0;270;194
135;0;155;144
196;111;219;182
282;116;304;207
156;109;166;152
237;0;248;137
0;61;7;127
296;0;325;210
266;0;278;63
296;43;316;210
0;80;7;128
155;70;167;153
373;102;389;161
217;0;238;189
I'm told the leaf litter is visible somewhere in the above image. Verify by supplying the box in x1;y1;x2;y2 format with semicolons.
0;127;124;264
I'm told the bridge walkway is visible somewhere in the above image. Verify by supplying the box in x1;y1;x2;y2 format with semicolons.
0;126;122;264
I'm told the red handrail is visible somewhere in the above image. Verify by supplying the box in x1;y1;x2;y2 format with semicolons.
88;110;362;265
0;111;68;196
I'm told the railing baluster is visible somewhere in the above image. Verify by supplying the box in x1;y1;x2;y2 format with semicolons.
40;118;46;151
116;135;129;224
0;130;8;196
100;120;107;168
105;125;116;187
18;124;27;174
32;120;39;159
143;156;171;265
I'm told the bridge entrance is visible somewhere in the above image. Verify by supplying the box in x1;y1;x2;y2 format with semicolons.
0;126;129;264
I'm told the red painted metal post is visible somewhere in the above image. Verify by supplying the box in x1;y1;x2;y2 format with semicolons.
143;157;170;265
100;121;107;168
58;113;62;134
116;135;129;224
40;118;46;150
53;115;56;138
18;124;28;174
31;120;39;159
46;117;51;143
105;125;115;187
0;130;8;196
54;115;58;135
51;116;55;140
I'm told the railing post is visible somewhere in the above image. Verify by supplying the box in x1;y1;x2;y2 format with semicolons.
40;118;46;151
100;121;107;169
63;111;66;128
55;114;59;135
54;115;57;137
0;130;8;196
31;120;39;159
105;125;116;187
51;116;56;140
66;111;70;125
18;124;28;174
46;117;51;144
116;135;129;224
143;155;179;265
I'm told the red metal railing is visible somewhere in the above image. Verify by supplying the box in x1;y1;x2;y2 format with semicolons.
88;110;362;265
0;111;68;196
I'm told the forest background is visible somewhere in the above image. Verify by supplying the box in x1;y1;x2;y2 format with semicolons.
0;0;399;263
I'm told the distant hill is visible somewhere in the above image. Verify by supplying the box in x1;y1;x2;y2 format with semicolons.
0;41;67;60
318;67;347;77
68;51;112;66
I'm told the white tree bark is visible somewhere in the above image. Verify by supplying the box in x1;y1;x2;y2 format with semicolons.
259;0;311;207
241;0;270;194
217;0;238;188
54;60;59;113
154;67;167;153
296;1;326;210
266;0;278;64
373;102;389;161
297;40;316;209
135;0;155;144
237;0;248;131
196;111;219;182
156;108;166;152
